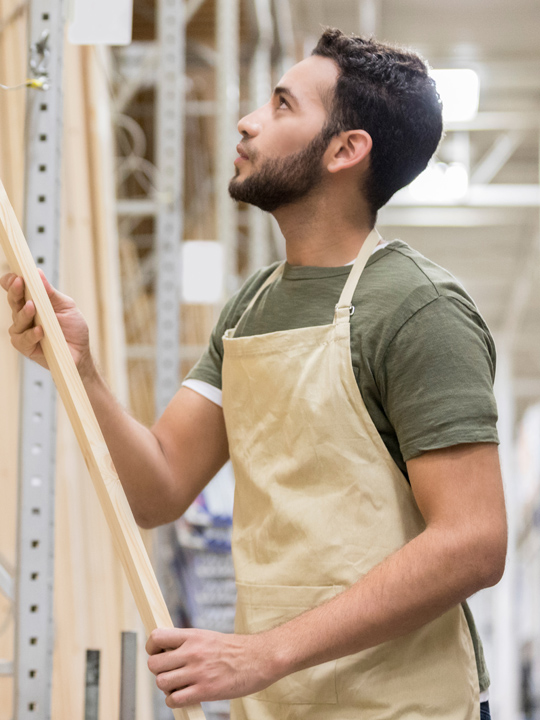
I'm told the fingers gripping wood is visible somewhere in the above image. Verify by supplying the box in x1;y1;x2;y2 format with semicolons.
0;179;205;720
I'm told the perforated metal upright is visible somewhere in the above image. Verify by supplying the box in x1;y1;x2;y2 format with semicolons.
14;0;65;717
154;0;185;418
153;2;186;718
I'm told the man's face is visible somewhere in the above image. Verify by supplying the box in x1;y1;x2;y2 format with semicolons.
229;56;339;212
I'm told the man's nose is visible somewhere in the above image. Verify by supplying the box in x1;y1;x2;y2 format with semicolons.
237;111;262;138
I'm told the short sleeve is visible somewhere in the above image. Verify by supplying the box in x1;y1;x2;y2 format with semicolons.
184;318;227;390
379;295;499;461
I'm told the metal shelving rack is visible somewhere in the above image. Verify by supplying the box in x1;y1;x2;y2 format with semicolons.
0;1;66;717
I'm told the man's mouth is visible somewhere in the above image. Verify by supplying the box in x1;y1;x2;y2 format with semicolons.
236;144;250;160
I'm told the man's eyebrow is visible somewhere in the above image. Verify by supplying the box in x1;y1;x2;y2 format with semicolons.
273;86;300;105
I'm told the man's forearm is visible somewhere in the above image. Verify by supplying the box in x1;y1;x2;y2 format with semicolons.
265;526;502;680
79;355;177;527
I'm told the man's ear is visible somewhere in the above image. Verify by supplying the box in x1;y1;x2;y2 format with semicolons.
326;130;372;174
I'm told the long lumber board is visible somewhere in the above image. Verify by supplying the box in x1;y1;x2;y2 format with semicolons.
0;177;205;720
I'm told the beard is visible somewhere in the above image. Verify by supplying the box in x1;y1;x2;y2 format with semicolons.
228;128;333;213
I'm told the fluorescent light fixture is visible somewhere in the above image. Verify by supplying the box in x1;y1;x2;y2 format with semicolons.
444;163;469;199
430;69;480;122
181;241;224;304
409;162;469;203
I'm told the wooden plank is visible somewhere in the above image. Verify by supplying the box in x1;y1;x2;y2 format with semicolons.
82;46;129;405
0;177;205;720
119;237;156;426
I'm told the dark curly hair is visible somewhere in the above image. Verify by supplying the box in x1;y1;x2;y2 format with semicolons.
312;29;443;225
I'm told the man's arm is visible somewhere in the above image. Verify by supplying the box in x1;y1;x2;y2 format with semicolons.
1;272;230;528
86;375;230;528
146;442;507;708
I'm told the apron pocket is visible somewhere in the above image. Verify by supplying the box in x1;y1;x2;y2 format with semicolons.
235;582;344;705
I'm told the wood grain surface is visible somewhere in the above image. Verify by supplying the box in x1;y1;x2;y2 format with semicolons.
0;176;205;720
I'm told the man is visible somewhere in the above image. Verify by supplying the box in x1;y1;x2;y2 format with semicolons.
2;29;505;720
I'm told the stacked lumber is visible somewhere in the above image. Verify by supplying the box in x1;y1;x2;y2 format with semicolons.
0;1;27;716
52;43;152;719
119;236;156;427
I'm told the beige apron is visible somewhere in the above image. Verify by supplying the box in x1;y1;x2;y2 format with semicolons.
222;229;480;720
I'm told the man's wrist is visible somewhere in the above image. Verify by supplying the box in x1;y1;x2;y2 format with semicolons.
78;351;98;385
257;604;344;680
257;625;297;684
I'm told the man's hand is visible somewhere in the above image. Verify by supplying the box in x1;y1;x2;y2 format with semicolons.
0;270;94;377
146;627;281;708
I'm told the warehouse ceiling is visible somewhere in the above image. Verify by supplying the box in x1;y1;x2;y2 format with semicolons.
291;0;540;420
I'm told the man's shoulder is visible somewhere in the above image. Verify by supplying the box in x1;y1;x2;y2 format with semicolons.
358;239;480;329
351;239;491;368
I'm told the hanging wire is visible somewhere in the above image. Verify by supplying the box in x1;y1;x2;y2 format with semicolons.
1;28;50;91
115;113;160;195
0;77;48;91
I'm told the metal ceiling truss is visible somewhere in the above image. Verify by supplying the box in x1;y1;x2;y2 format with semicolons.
471;130;526;185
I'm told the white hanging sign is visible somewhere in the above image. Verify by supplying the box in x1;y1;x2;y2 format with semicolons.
68;0;133;46
182;241;225;304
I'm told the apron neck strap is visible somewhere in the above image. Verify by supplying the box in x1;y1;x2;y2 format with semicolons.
334;228;382;324
229;228;382;336
230;262;285;337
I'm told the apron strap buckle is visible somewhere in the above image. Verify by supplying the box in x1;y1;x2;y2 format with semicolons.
334;303;354;316
334;303;354;325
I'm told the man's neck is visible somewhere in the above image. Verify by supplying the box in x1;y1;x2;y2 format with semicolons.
272;193;376;267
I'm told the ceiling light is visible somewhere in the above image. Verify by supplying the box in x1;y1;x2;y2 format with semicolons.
430;69;480;123
409;162;469;203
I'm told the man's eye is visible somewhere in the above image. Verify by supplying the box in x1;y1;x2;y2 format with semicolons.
278;96;289;109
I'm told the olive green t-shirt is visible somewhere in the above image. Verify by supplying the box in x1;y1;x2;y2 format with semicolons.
186;238;498;693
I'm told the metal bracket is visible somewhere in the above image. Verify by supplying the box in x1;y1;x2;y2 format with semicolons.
28;29;51;87
84;650;100;720
119;632;137;720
